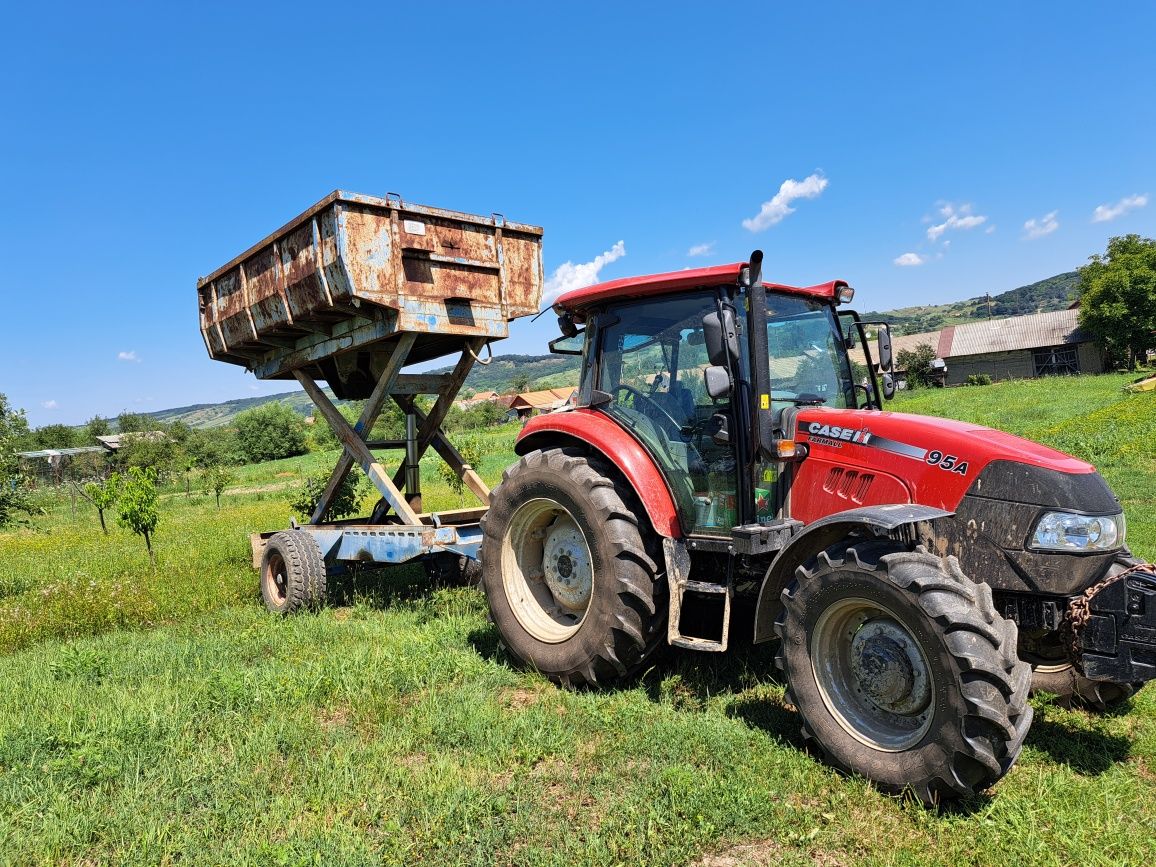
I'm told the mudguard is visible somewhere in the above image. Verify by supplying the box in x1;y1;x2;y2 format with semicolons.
752;504;953;643
516;408;682;538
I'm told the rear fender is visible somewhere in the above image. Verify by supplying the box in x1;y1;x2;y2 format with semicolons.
516;409;681;537
752;504;953;643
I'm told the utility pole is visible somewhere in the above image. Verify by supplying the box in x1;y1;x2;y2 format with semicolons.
985;293;994;320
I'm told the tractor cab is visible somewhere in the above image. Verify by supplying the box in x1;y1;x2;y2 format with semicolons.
546;251;892;541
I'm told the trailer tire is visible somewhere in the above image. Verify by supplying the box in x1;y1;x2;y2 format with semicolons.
481;447;666;688
260;530;327;614
775;542;1032;804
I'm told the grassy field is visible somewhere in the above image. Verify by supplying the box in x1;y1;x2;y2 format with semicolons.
0;376;1153;865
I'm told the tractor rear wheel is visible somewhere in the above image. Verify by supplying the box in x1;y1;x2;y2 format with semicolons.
480;447;666;688
260;530;327;614
775;543;1032;804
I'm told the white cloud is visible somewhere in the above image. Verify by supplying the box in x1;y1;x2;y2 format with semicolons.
893;252;927;267
926;203;988;242
117;350;140;363
687;242;715;257
41;399;58;410
743;173;828;232
1023;210;1059;240
542;241;626;306
1092;193;1148;223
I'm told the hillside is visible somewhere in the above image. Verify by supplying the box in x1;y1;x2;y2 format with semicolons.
143;270;1080;429
863;270;1080;335
148;387;342;429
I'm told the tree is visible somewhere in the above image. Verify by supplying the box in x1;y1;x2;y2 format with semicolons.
117;411;150;433
0;393;36;528
289;470;364;521
202;465;236;509
81;473;120;534
897;343;938;389
234;403;308;464
84;415;111;443
31;424;77;450
117;466;160;566
1078;234;1156;369
437;440;482;506
511;373;532;394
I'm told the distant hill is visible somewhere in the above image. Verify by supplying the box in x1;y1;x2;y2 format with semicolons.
147;387;341;429
863;271;1080;335
139;270;1081;429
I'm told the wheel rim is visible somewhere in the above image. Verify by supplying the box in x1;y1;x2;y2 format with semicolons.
811;597;935;751
500;498;594;643
264;551;288;604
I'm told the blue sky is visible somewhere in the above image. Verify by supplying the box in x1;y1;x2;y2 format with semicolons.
2;2;1154;427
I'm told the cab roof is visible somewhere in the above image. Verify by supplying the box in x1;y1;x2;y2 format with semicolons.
553;262;849;312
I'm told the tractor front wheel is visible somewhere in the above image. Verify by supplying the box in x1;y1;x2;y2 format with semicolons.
775;543;1032;803
480;447;666;688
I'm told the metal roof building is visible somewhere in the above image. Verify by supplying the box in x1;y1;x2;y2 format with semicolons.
848;308;1104;386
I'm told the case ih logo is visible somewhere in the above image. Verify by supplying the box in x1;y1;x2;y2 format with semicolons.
805;422;873;445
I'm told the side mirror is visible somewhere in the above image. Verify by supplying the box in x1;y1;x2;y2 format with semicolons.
557;312;578;339
703;307;740;367
704;365;731;400
881;372;896;400
876;326;894;372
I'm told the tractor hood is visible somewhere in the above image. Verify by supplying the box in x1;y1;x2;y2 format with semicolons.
792;407;1102;514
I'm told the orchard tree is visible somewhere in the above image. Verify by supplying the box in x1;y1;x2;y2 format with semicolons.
1078;234;1156;369
202;464;236;509
81;473;120;535
234;403;308;463
117;466;160;566
117;411;150;434
0;393;36;528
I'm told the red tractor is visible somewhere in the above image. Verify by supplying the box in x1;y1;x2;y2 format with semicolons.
480;251;1156;803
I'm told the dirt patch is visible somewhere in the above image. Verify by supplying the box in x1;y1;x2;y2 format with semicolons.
1131;755;1156;782
693;839;847;867
316;705;351;731
499;685;547;710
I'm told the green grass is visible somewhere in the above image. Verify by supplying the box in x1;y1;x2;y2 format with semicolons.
0;378;1154;864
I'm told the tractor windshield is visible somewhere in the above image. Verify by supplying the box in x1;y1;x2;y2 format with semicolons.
764;295;856;410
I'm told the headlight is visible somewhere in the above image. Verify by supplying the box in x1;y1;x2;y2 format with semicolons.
1030;511;1125;552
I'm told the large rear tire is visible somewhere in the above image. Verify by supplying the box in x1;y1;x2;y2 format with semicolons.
480;447;666;688
775;543;1032;804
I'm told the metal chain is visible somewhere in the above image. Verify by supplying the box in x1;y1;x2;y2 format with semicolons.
1067;561;1156;665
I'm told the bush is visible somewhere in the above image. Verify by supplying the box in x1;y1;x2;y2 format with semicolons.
965;374;993;386
897;343;938;389
289;470;365;521
234;403;308;464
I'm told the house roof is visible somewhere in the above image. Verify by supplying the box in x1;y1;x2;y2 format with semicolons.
96;431;167;451
940;308;1089;358
848;330;941;368
509;386;577;410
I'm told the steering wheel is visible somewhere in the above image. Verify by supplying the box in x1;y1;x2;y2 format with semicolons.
613;383;686;439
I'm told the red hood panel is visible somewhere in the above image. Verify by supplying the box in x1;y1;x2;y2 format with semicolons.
793;408;1093;513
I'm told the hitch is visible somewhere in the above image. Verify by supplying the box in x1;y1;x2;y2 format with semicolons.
1069;562;1156;684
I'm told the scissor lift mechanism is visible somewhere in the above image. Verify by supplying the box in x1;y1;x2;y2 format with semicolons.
250;332;491;571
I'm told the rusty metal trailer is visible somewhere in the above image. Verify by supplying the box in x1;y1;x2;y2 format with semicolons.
197;191;543;600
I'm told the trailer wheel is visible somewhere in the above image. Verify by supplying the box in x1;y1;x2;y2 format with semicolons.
481;447;665;688
775;543;1032;804
260;530;327;614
